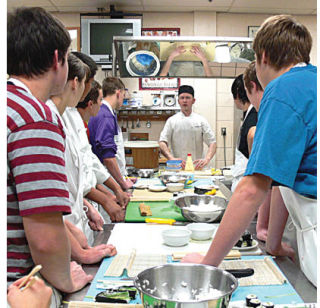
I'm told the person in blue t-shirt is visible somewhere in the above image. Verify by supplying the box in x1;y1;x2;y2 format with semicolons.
182;15;317;286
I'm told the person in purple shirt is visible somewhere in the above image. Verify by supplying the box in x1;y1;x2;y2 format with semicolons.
88;77;133;191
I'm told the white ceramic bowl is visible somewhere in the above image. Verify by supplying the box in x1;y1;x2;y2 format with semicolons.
166;182;184;192
148;185;167;192
187;223;217;240
162;229;191;247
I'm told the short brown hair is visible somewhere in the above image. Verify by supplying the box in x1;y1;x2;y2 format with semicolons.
77;80;102;108
8;7;71;77
102;77;125;97
253;15;312;70
243;61;263;94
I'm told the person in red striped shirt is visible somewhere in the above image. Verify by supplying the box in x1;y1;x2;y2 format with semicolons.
7;7;92;307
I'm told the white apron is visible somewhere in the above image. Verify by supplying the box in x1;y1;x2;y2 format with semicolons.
114;124;127;177
279;186;317;286
231;105;254;192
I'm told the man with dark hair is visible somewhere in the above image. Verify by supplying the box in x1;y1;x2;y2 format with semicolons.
89;77;133;191
159;85;216;170
7;7;92;307
183;15;317;287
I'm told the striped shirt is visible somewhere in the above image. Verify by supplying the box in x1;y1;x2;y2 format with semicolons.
7;83;71;283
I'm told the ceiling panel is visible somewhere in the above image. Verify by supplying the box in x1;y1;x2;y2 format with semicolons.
232;0;317;10
7;0;317;14
229;7;315;15
8;0;56;9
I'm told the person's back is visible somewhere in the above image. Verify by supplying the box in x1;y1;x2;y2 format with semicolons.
251;62;316;198
7;7;92;301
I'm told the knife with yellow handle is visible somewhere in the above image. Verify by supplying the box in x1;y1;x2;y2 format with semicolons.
145;218;185;225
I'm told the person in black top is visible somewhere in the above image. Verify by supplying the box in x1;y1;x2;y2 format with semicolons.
231;74;258;159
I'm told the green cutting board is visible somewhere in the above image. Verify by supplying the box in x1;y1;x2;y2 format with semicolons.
125;201;188;222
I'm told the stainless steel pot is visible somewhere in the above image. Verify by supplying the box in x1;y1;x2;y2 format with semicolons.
134;263;244;308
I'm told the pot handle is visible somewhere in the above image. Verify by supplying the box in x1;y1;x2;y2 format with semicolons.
226;268;254;278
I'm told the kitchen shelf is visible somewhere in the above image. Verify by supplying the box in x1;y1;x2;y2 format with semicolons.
118;114;174;121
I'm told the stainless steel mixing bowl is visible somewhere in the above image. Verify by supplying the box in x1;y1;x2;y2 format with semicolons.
159;173;190;185
134;263;238;308
174;194;227;223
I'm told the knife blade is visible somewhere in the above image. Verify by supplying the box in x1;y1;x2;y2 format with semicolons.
215;180;232;201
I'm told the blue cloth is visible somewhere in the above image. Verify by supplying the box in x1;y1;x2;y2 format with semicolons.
245;64;317;198
84;255;302;305
88;104;118;162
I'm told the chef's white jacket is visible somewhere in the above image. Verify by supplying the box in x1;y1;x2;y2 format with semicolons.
46;101;95;245
62;107;111;195
159;112;216;161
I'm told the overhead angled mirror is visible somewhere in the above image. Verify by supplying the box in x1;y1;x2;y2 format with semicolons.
113;36;254;78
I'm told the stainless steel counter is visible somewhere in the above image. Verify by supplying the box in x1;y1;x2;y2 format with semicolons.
63;222;316;307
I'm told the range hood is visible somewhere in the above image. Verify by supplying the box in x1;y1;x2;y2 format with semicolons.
112;36;254;78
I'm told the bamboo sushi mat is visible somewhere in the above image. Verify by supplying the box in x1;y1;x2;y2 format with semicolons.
219;257;287;286
104;250;167;278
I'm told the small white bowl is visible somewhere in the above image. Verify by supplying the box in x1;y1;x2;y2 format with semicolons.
166;183;184;192
187;223;216;240
162;229;191;246
148;185;167;192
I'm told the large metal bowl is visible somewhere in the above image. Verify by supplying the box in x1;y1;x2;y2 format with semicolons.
159;173;190;185
174;194;227;223
134;263;238;308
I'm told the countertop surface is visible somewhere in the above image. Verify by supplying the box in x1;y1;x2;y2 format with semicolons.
62;221;316;307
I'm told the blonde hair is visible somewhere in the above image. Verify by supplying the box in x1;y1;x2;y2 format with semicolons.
253;15;312;70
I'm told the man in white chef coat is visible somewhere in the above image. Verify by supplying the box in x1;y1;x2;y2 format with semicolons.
159;85;216;170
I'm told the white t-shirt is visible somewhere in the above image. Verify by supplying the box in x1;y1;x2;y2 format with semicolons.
159;111;216;160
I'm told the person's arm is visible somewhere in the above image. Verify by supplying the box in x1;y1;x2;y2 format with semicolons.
86;186;125;222
159;141;175;161
98;181;130;208
159;46;186;77
182;174;271;265
83;198;104;231
190;46;212;77
247;126;256;155
103;157;129;191
7;276;52;308
64;219;115;264
265;186;295;260
23;212;92;293
194;142;217;170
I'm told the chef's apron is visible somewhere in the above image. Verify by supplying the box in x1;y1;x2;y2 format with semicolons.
114;124;127;178
231;105;254;192
279;186;317;286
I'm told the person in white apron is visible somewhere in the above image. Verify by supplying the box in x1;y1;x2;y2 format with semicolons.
279;187;317;286
88;77;133;192
182;16;317;287
159;85;217;170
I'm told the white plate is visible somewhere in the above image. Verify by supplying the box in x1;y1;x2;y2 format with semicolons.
148;185;167;192
233;239;258;251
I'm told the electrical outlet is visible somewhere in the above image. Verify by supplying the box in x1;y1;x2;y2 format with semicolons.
221;127;227;136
